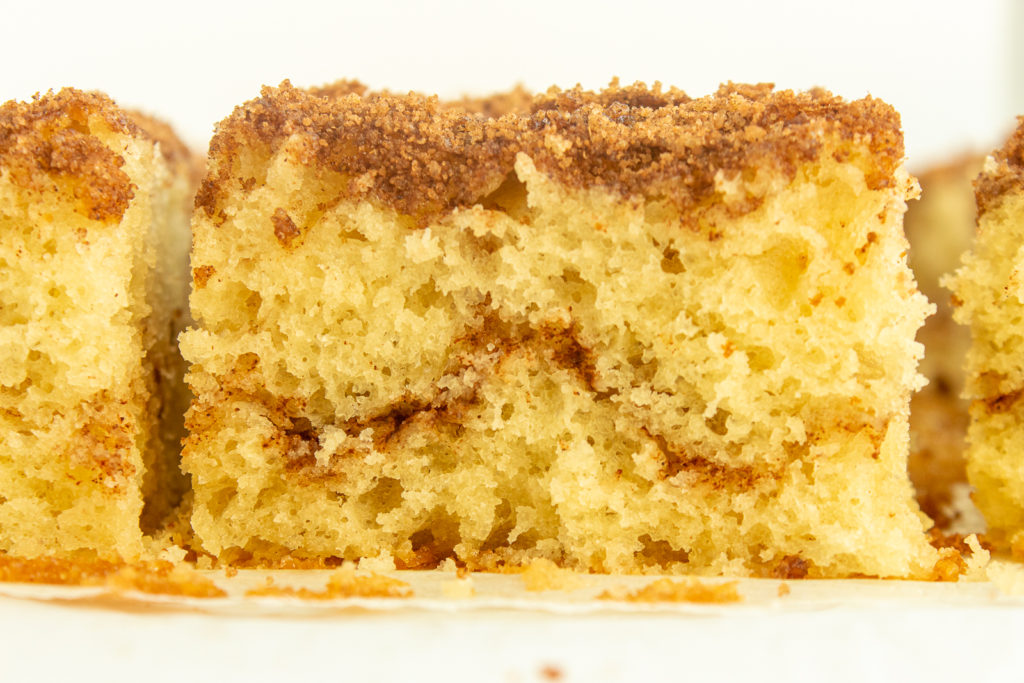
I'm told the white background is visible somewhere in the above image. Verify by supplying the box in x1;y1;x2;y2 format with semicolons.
2;2;1024;681
0;0;1018;169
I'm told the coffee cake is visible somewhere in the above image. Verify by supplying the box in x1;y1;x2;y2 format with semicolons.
181;80;941;577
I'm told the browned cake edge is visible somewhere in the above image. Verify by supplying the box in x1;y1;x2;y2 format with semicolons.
976;118;1024;216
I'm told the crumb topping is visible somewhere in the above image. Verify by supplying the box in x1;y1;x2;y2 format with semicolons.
446;85;536;118
197;79;904;223
198;80;519;221
523;82;901;212
0;89;141;223
976;118;1024;216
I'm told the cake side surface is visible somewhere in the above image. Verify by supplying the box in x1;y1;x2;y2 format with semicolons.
904;155;982;527
127;109;198;533
0;89;191;558
183;82;939;577
949;120;1024;551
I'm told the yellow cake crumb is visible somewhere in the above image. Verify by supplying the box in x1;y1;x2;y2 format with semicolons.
521;558;585;592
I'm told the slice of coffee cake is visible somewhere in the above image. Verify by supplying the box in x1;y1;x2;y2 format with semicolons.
948;122;1024;553
0;89;192;559
182;81;941;577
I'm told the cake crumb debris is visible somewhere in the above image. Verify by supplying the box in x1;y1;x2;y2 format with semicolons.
0;555;225;598
244;564;411;600
106;564;225;598
539;664;564;681
521;558;585;592
598;578;741;604
963;534;991;579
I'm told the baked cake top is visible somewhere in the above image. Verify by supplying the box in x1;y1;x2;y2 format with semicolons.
196;79;904;222
0;88;191;225
975;118;1024;217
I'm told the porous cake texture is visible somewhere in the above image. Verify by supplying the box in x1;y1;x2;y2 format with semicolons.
904;156;981;527
182;81;941;577
0;89;192;559
949;122;1024;553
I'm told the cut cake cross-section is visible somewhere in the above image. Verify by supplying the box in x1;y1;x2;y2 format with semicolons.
0;89;192;559
182;80;941;577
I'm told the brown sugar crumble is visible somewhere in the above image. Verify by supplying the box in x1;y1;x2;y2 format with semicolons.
598;578;741;604
0;89;153;224
271;207;301;246
975;118;1024;216
771;554;811;579
197;79;903;225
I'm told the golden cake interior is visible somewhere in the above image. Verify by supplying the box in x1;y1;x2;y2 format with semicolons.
181;81;942;578
0;90;192;559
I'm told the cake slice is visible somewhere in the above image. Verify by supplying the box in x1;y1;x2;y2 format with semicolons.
0;89;192;559
948;121;1024;553
182;80;941;577
904;155;981;527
